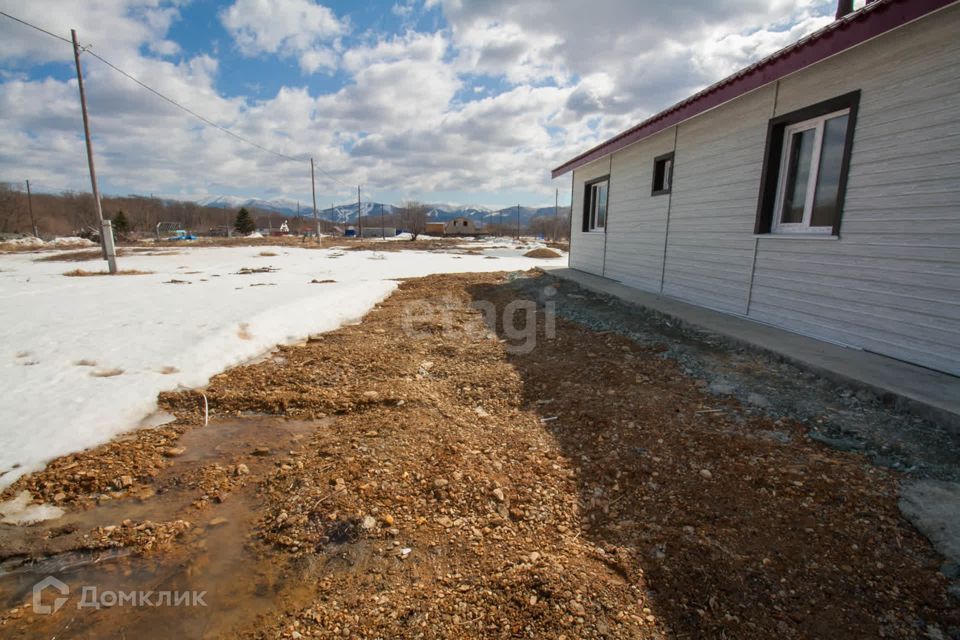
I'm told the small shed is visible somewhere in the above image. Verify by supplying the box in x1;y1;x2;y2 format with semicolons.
361;227;397;238
425;222;446;235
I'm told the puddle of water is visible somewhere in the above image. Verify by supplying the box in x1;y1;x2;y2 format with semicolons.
0;418;325;639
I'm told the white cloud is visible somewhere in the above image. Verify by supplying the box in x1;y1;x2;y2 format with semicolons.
392;2;415;18
0;0;840;205
0;0;182;64
220;0;347;74
432;0;836;170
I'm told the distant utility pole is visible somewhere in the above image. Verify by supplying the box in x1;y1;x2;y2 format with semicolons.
498;209;503;237
379;202;385;239
516;204;520;239
71;29;116;274
25;180;38;238
310;158;319;242
357;185;363;240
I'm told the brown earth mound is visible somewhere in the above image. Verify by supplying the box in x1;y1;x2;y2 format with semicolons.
523;247;562;258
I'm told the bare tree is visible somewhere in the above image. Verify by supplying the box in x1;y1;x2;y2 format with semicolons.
398;201;428;241
0;183;23;234
528;210;571;241
61;191;98;236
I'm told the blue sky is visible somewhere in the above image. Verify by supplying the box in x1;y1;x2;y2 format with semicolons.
0;0;839;208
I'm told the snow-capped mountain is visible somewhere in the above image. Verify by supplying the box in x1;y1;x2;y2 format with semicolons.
196;196;302;216
195;196;564;226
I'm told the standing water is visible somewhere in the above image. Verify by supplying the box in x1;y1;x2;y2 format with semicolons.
0;418;330;638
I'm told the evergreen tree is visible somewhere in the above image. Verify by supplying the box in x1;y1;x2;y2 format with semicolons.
234;207;256;235
112;210;130;236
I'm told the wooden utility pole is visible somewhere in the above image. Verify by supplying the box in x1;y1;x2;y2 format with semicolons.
25;180;38;238
516;204;520;239
357;185;363;240
310;158;319;242
71;29;116;273
380;202;385;239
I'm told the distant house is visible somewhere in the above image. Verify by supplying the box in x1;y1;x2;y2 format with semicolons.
552;0;960;376
444;217;477;235
424;218;478;236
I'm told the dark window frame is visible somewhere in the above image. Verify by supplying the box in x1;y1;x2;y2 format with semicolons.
651;152;674;196
755;90;859;236
581;174;610;233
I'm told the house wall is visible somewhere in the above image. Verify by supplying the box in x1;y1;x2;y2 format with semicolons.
664;85;776;314
748;7;960;374
569;162;609;274
602;128;677;292
566;4;960;375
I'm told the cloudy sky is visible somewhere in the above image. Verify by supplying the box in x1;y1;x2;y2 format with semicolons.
0;0;845;208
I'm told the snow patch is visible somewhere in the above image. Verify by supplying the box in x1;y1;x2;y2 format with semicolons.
0;491;65;524
0;245;566;489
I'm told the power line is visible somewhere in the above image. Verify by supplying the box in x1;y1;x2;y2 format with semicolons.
0;10;72;45
83;48;304;164
0;10;354;190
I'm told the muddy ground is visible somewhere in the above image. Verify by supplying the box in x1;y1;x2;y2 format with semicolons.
1;270;958;639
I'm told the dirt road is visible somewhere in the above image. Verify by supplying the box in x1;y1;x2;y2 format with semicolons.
1;270;956;638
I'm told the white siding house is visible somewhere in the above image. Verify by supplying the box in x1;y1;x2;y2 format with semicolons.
555;0;960;376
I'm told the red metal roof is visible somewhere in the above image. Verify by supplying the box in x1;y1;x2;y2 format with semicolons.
552;0;956;178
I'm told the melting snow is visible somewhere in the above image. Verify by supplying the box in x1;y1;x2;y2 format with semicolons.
0;244;565;489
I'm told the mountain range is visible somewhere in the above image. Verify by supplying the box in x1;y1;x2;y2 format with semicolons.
195;196;566;227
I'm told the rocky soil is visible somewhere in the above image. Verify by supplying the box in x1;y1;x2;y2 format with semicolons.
1;270;957;639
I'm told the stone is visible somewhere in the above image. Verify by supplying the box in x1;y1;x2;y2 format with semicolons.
940;562;960;580
433;478;449;490
708;381;735;395
926;625;945;640
361;516;377;530
437;516;453;528
252;446;271;456
900;480;960;571
382;514;395;526
699;469;713;480
235;463;250;476
746;393;770;408
568;600;585;616
492;488;506;502
209;517;228;527
162;446;186;457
